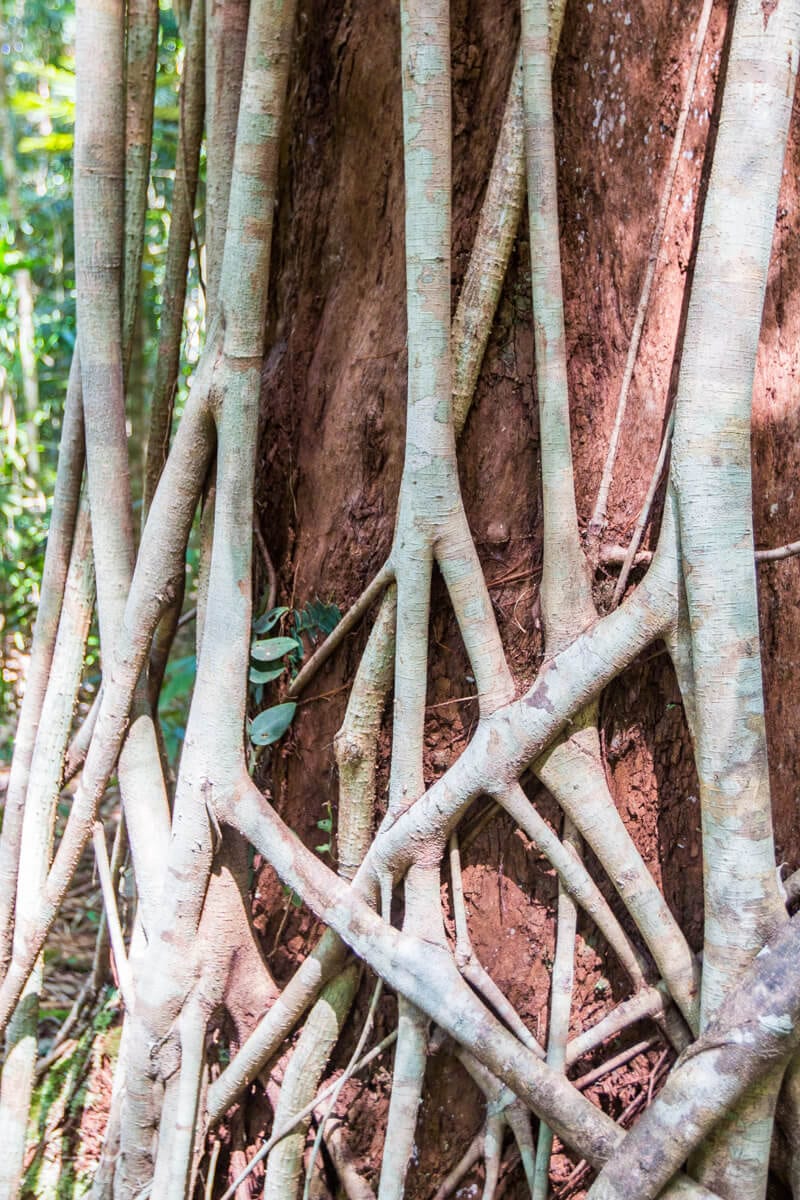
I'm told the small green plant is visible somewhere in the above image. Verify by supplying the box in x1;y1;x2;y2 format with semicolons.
281;883;304;909
247;598;342;748
315;798;334;857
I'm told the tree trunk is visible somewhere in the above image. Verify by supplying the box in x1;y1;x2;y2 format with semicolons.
247;0;800;1193
4;0;800;1196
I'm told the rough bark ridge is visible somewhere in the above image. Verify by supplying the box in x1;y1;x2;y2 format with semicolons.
2;0;800;1198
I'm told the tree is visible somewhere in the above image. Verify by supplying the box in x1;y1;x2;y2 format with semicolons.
2;0;800;1196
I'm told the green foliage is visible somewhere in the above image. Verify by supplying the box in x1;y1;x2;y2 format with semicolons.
281;883;304;909
294;597;342;641
0;1;76;737
23;987;121;1198
158;653;196;764
252;604;289;633
251;635;299;662
246;598;342;751
315;797;333;856
250;701;297;747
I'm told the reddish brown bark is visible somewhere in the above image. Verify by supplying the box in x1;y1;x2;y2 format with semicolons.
241;0;800;1193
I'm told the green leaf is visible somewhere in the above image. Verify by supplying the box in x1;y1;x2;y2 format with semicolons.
281;884;304;909
315;842;331;854
9;92;74;122
17;132;74;155
251;636;299;662
316;816;333;833
253;605;290;634
296;598;342;638
249;664;285;685
249;702;297;746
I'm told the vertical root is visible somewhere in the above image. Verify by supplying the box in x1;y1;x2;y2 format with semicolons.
261;964;361;1200
0;357;84;971
149;996;209;1199
535;722;700;1032
143;0;205;513
497;783;645;991
0;500;94;1197
532;818;579;1200
377;865;445;1200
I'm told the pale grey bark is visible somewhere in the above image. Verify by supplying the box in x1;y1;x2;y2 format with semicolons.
587;915;800;1200
667;0;800;1192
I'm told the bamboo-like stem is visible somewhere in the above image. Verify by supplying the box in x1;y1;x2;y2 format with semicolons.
122;0;159;380
0;357;84;972
143;0;206;513
92;822;134;1010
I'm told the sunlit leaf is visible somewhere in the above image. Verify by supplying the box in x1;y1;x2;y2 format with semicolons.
17;132;73;155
